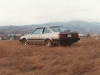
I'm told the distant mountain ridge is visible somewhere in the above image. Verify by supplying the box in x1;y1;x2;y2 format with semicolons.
0;21;100;34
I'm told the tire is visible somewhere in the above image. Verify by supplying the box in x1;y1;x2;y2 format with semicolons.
45;40;53;47
22;39;28;45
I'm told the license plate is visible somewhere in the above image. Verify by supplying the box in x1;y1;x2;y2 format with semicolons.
68;34;72;37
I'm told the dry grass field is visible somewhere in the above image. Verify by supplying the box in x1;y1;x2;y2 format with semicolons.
0;37;100;75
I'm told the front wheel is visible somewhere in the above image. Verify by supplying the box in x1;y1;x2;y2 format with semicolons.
45;40;53;47
22;39;28;45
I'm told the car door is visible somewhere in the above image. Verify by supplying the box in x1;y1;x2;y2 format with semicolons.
42;27;52;42
28;27;44;44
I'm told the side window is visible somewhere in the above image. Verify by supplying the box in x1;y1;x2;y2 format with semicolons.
32;28;43;34
43;27;51;33
51;27;59;32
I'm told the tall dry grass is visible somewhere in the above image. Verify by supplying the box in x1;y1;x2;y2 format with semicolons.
0;37;100;75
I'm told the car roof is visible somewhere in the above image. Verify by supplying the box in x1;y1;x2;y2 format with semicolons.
37;25;63;28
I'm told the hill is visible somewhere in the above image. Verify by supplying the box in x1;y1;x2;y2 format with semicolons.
44;21;100;33
0;21;100;34
0;38;100;75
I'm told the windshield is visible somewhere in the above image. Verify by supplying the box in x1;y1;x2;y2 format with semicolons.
50;26;67;32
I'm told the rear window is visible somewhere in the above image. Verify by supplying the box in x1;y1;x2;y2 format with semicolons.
50;26;67;32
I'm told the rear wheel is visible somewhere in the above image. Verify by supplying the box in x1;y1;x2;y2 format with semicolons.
45;40;53;47
22;39;28;45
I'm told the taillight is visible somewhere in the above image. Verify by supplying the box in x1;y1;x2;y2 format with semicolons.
73;33;79;37
58;34;66;38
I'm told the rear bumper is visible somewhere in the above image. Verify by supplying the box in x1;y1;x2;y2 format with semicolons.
52;38;80;44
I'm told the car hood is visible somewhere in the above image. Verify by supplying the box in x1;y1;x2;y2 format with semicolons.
23;34;31;36
20;34;31;38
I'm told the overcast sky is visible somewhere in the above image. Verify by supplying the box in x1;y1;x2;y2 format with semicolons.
0;0;100;26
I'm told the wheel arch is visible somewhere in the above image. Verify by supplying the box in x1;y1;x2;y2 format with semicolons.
45;38;53;43
22;38;28;41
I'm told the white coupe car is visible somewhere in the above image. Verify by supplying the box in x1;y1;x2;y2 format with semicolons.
19;26;80;47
